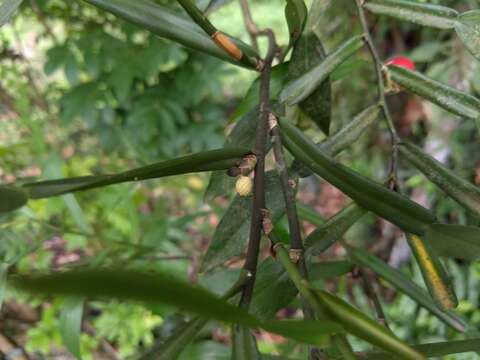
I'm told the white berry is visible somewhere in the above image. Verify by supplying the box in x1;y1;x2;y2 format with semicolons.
235;176;253;197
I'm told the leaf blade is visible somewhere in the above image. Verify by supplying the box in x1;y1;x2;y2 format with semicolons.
363;0;458;29
388;65;480;121
280;35;364;105
59;297;84;360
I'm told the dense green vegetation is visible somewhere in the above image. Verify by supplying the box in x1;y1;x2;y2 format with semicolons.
1;0;480;359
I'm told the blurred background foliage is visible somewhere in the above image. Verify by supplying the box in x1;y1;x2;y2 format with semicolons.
1;0;480;358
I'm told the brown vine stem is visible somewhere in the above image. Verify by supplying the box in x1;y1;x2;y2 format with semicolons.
239;29;277;308
354;0;400;189
358;267;390;329
239;0;259;52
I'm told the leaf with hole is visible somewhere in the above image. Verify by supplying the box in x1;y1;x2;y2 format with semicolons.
363;0;458;29
388;65;480;121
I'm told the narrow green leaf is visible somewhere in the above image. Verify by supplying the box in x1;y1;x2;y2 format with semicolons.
315;290;425;360
285;0;308;46
363;0;458;29
388;65;480;121
364;339;480;359
455;10;480;61
19;148;249;199
279;119;436;235
143;317;208;360
399;141;480;217
231;325;261;360
292;105;381;177
406;234;458;311
318;105;380;156
297;203;326;227
229;63;289;124
280;35;364;105
81;0;258;67
348;245;466;332
288;32;332;134
250;258;298;320
59;297;84;360
305;203;367;255
10;268;341;346
425;223;480;261
202;172;286;271
0;0;23;27
204;0;233;14
0;186;28;213
308;261;354;280
261;320;343;347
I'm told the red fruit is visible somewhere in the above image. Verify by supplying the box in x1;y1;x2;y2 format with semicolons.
386;56;415;71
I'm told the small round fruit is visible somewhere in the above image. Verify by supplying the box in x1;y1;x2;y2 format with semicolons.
386;56;415;71
235;176;253;197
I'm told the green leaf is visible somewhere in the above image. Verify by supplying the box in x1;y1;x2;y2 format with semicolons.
297;203;326;227
308;261;354;280
11;268;341;346
19;148;249;199
425;223;480;261
203;0;233;14
305;203;367;255
288;32;332;134
59;297;84;360
399;141;480;217
388;66;480;121
455;10;480;61
285;0;308;46
264;319;343;347
364;339;480;359
279;119;436;235
250;258;298;320
202;172;287;271
231;325;261;360
406;234;458;311
82;0;257;67
0;186;28;213
0;0;23;27
229;63;289;124
280;35;364;105
315;290;425;360
363;0;458;29
142;317;208;360
348;245;466;332
292;105;381;177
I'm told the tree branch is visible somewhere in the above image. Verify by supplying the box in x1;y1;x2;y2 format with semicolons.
240;29;277;307
238;0;259;51
354;0;399;188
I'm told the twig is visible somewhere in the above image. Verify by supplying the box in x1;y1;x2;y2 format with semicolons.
239;29;277;308
358;267;390;329
354;0;400;188
238;0;259;51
